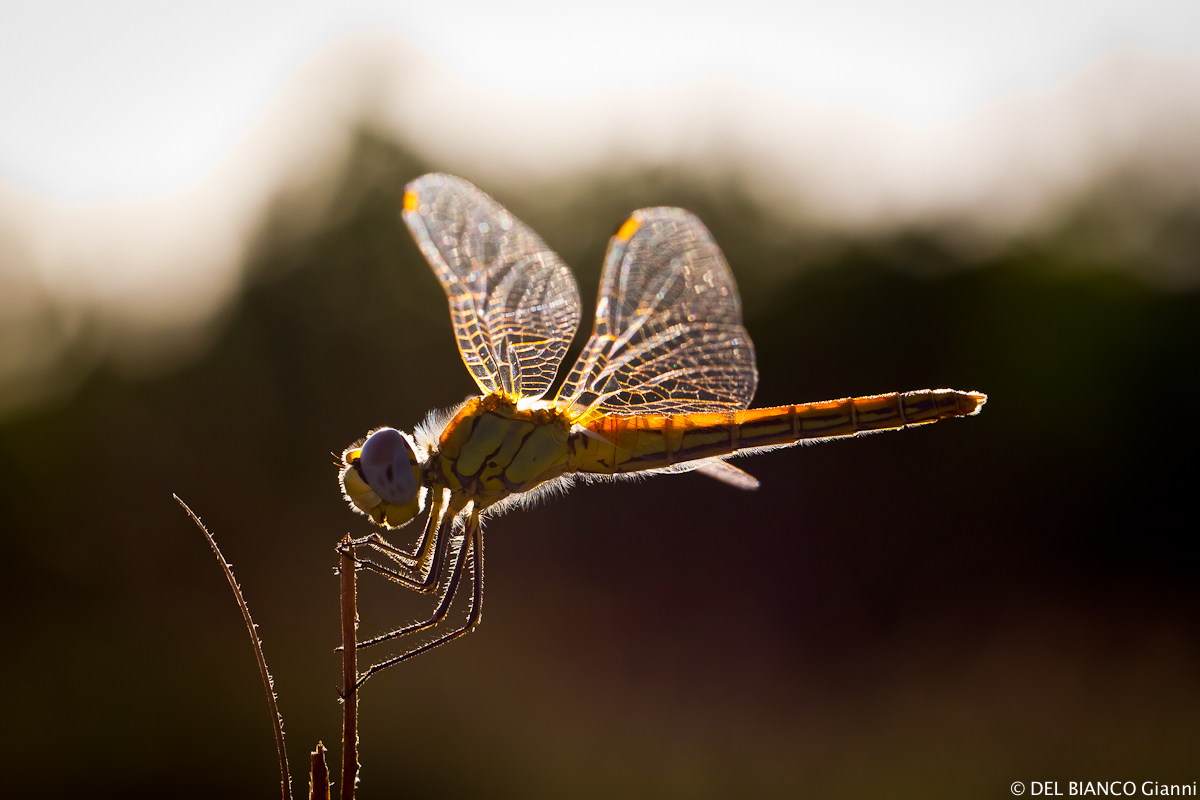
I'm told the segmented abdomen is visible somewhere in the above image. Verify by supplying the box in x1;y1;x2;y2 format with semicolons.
569;389;986;475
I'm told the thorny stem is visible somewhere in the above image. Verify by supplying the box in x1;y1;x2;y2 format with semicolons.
176;495;293;800
340;536;359;800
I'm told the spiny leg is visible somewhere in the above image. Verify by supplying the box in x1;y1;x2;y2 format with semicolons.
340;531;444;593
351;511;485;692
333;507;460;657
362;488;446;571
340;494;451;594
354;517;472;650
346;533;446;594
345;489;446;574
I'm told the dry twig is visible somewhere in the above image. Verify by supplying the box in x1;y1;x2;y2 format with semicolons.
176;494;293;800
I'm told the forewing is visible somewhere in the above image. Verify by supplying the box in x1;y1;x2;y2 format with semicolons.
403;174;581;399
557;207;758;417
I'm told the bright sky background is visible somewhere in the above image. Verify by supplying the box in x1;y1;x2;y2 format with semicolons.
1;0;1199;201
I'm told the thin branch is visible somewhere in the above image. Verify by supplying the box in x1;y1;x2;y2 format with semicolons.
176;494;293;800
339;536;359;800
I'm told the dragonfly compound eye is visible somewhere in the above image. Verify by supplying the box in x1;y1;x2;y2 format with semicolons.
359;428;419;506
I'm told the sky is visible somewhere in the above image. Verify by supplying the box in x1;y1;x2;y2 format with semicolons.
1;0;1199;202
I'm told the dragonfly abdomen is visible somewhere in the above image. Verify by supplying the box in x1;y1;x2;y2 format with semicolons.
570;389;986;476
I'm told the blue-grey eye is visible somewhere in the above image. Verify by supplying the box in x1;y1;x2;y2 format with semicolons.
359;428;417;505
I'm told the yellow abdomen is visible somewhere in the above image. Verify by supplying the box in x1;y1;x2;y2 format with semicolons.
568;389;986;476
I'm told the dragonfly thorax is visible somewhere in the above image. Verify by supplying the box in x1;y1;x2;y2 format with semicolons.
435;394;575;511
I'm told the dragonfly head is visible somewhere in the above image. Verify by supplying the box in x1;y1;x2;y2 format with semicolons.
340;427;426;528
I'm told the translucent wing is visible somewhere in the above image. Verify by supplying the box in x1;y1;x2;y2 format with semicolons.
556;207;758;417
403;173;581;400
695;459;760;490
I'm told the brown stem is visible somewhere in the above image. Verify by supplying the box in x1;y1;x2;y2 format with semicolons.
309;742;330;800
339;536;359;800
175;495;293;800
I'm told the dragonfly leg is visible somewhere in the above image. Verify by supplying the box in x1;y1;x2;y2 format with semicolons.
340;505;450;595
351;511;485;691
345;489;446;571
354;524;469;650
345;540;444;594
334;528;458;657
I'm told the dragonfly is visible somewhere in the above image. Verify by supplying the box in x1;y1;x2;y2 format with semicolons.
338;173;986;689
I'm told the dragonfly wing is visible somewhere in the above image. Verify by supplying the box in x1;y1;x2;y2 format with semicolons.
694;459;761;490
403;174;581;399
557;207;758;416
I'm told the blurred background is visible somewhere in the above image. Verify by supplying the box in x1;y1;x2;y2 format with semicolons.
1;2;1198;798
